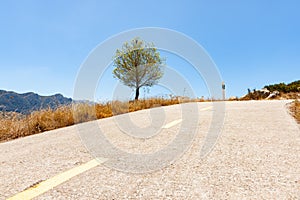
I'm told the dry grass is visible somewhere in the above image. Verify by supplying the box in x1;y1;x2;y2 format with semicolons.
290;100;300;123
281;92;300;99
0;97;205;142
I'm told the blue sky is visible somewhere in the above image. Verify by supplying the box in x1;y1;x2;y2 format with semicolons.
0;0;299;100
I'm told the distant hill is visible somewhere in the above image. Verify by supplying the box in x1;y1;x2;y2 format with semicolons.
0;90;72;114
264;80;300;93
240;80;300;100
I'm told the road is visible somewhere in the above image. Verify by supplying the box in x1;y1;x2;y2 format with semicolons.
0;100;299;199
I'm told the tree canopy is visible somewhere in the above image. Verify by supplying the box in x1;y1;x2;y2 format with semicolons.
113;38;164;100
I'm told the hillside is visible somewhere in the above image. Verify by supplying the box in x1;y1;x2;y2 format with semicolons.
0;90;72;114
264;80;300;93
241;80;300;100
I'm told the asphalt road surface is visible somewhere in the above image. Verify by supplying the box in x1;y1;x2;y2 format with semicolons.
0;100;299;199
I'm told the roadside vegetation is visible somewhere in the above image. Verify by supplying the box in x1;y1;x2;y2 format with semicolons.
290;100;300;123
265;80;300;93
0;97;204;142
241;80;300;100
0;37;206;142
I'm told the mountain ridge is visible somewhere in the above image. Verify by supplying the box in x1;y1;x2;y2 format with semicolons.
0;89;72;114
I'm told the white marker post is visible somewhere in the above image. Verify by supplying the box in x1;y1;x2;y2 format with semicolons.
222;81;226;100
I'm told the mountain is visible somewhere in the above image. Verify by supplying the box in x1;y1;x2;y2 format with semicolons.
0;90;72;114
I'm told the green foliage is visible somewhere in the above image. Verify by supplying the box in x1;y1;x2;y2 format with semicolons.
265;80;300;93
112;37;165;100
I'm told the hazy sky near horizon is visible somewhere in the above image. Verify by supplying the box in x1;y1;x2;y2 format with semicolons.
0;0;299;100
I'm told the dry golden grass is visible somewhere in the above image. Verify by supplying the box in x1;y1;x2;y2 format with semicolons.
290;100;300;123
0;97;204;142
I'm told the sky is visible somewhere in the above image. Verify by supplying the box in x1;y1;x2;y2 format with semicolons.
0;0;299;101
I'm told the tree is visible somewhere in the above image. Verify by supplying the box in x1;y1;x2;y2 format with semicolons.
113;37;164;100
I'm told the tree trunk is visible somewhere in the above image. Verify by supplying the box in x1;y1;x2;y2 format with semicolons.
135;87;140;101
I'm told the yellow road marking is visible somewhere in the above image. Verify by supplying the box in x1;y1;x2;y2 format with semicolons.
199;106;213;111
8;106;213;199
161;106;212;129
162;119;183;129
8;158;107;200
